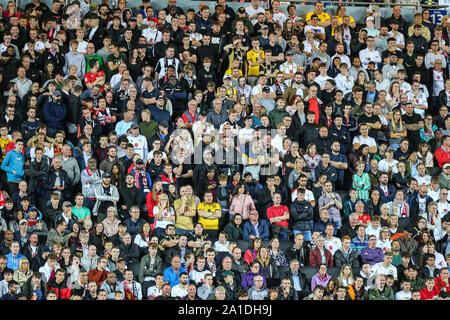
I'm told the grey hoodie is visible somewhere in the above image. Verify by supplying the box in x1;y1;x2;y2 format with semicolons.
59;156;81;186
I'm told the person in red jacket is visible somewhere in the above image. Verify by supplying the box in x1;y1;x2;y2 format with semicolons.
309;235;334;267
420;277;441;300
434;268;450;297
435;136;450;168
88;257;109;287
146;179;164;220
46;269;71;300
266;193;291;240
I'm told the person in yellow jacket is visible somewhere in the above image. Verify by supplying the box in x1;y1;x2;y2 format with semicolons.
407;13;431;42
197;191;222;240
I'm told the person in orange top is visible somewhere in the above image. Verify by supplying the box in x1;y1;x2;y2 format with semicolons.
420;277;441;300
355;201;371;227
84;60;105;90
146;180;163;220
267;192;291;240
434;268;450;297
88;257;109;287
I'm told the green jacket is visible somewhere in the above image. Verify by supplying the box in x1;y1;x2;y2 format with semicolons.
46;228;71;247
368;286;394;300
268;108;288;129
139;254;163;283
409;277;426;291
139;120;159;145
224;223;243;242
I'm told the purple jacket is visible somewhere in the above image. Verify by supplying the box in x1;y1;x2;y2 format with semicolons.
241;271;267;291
360;247;384;266
311;273;331;291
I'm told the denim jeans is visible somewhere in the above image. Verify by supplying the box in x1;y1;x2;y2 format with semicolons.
175;228;193;236
294;230;312;242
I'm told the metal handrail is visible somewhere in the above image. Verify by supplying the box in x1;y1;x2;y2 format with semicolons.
285;0;447;8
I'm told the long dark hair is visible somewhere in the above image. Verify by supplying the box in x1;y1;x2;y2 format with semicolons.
232;182;246;197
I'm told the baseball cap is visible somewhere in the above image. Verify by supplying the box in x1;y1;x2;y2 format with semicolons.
129;17;137;22
136;158;145;165
366;16;375;21
260;24;269;30
63;201;73;207
159;120;169;127
285;50;294;56
28;207;38;212
53;90;61;97
102;172;111;178
150;17;159;23
131;122;139;129
223;74;232;80
444;163;450;169
243;172;253;177
237;7;246;14
386;147;394;152
137;43;147;49
262;86;271;93
19;219;28;225
157;94;166;100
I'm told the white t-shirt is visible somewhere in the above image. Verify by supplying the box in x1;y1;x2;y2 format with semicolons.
324;237;342;255
291;188;314;203
395;290;412;300
372;262;397;278
352;135;377;149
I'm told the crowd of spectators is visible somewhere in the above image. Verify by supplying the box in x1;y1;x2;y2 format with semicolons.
0;0;449;301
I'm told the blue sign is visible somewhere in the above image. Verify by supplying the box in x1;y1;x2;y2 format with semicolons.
429;9;448;25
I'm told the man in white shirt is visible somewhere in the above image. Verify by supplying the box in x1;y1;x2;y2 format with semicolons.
378;148;399;174
323;224;341;255
395;279;412;300
425;40;447;69
127;123;149;163
335;63;354;95
374;70;390;93
279;51;298;85
359;36;382;69
246;0;265;25
304;14;325;40
352;123;377;154
372;252;397;279
331;42;351;67
388;21;405;50
171;272;189;298
272;0;287;28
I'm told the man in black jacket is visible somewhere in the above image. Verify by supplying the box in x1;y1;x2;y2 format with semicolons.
119;174;144;220
339;213;358;239
285;233;310;267
282;259;309;299
21;233;45;272
66;85;82;145
119;232;140;278
290;189;314;242
43;157;71;202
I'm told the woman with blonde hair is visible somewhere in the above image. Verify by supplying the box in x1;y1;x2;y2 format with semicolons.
152;193;175;236
388;109;407;151
337;264;354;287
13;258;33;287
387;214;400;237
377;227;392;252
28;133;54;162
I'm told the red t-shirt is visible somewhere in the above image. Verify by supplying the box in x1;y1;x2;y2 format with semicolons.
84;70;105;86
357;213;371;225
420;286;440;300
308;98;319;125
267;205;290;227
